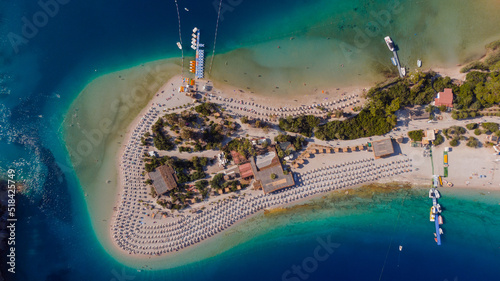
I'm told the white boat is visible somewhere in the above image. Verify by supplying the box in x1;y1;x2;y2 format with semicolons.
400;67;406;76
399;245;403;251
439;228;444;235
384;36;395;51
391;57;397;66
193;27;198;33
176;42;182;50
417;59;422;67
429;189;434;198
435;189;441;199
184;8;189;11
191;45;196;50
436;204;442;213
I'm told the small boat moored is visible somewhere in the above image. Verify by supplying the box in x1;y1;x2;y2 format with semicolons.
384;36;395;51
436;204;442;213
391;57;397;66
399;245;403;251
176;42;182;50
438;215;444;225
400;67;406;76
417;59;422;67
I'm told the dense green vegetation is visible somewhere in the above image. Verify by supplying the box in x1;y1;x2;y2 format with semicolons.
466;123;478;130
194;102;218;116
279;72;453;140
443;126;467;139
223;138;256;159
466;137;479;148
453;71;500;112
274;133;307;151
278;115;320;137
209;173;224;190
277;47;500;141
162;107;230;152
152;118;174;151
408;130;424;141
481;122;499;133
195;180;209;199
433;134;444;146
144;155;208;184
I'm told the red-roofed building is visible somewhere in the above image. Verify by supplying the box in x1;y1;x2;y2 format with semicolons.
434;88;454;108
238;163;254;179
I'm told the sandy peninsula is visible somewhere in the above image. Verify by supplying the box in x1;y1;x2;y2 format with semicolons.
109;70;500;263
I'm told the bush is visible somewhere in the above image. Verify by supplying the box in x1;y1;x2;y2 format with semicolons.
449;138;459;147
194;102;218;116
241;116;248;124
210;174;224;190
481;122;499;133
466;137;479;148
433;134;444;146
408;130;424;141
270;173;277;180
474;128;482;136
466;123;478;130
278;115;320;137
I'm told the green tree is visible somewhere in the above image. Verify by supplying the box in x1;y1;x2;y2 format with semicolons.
270;173;277;180
466;123;478;130
408;130;424;141
466;137;479;148
433;134;444;146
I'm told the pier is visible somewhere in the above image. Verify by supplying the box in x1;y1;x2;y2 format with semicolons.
385;36;405;78
429;148;443;246
434;213;442;245
194;29;205;79
392;50;405;78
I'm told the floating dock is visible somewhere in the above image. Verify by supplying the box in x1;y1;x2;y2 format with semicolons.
193;28;205;79
434;213;442;245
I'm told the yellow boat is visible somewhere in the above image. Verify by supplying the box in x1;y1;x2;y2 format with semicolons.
429;207;435;222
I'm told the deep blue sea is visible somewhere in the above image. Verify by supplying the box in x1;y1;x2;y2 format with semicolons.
1;1;500;280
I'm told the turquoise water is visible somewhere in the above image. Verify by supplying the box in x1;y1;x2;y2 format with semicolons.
1;0;500;280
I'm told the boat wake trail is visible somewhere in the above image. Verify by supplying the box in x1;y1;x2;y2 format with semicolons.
209;0;223;74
